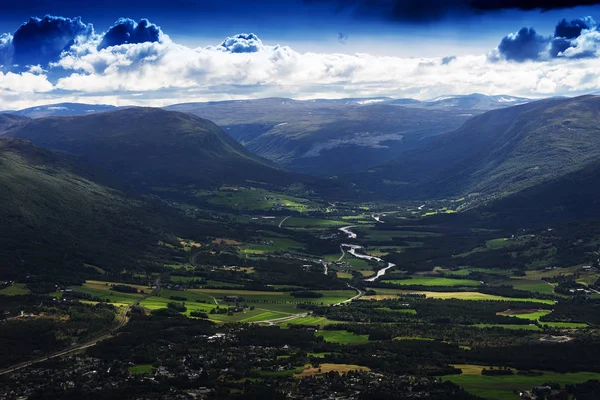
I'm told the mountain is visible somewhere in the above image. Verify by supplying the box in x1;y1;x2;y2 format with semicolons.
166;98;473;176
415;93;530;111
1;103;120;118
0;137;215;280
0;114;29;130
0;108;302;202
350;95;600;199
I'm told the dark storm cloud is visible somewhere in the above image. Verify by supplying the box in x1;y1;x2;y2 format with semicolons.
304;0;600;22
98;18;163;50
218;33;263;53
11;15;94;67
498;27;549;62
495;16;599;61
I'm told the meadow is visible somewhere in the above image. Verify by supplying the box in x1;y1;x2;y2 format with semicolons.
443;365;600;400
316;330;370;344
0;284;30;296
363;288;555;304
383;276;482;287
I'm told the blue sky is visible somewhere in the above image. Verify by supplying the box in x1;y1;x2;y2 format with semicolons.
1;1;600;108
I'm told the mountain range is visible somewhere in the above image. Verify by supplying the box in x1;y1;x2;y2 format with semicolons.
350;95;600;200
0;108;304;203
0;94;530;177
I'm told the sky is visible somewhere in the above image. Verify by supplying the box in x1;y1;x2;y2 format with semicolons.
1;0;600;109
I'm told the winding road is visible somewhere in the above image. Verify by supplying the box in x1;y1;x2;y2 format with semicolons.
279;215;292;228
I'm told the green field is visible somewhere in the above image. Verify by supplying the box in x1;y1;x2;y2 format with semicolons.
506;310;551;320
283;217;346;228
282;316;339;327
358;229;440;242
0;283;30;296
539;321;588;329
383;276;482;287
139;288;355;322
70;281;145;306
128;364;153;375
444;365;600;400
474;324;541;331
204;187;316;213
240;237;305;255
316;330;370;344
363;288;554;304
375;307;417;314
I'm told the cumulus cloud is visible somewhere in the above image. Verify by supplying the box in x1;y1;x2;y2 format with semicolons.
494;16;600;61
218;33;264;53
498;27;550;62
1;14;600;110
11;16;94;69
98;18;165;50
304;0;600;22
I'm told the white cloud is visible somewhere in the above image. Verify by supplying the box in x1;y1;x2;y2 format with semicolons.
1;31;600;109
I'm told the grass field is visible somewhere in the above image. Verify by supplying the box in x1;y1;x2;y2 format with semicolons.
240;237;305;255
500;310;551;320
497;310;588;328
358;229;440;242
128;364;153;375
539;321;589;328
204;186;316;213
295;363;370;377
0;283;30;296
383;276;482;287
282;316;339;327
71;281;146;306
375;307;417;314
474;324;541;331
363;288;555;304
316;330;370;344
505;279;556;295
139;288;355;322
444;364;600;400
283;218;346;228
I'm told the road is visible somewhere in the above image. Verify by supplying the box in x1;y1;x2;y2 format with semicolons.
0;278;161;376
251;312;309;326
334;284;364;306
339;226;358;239
279;215;292;228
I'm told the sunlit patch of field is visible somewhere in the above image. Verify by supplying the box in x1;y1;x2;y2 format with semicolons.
316;330;370;344
295;363;370;378
128;364;153;375
444;365;600;400
383;276;482;287
474;324;541;331
281;316;339;328
212;238;242;245
362;288;554;304
0;283;30;296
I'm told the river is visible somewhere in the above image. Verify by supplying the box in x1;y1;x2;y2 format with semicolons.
337;226;395;281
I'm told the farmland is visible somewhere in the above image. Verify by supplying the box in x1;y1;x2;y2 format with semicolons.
382;276;482;287
443;365;600;400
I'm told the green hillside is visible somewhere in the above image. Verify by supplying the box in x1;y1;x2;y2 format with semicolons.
351;95;600;200
1;108;303;202
0;137;217;281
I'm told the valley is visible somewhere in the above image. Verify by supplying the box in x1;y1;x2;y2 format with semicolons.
3;95;600;399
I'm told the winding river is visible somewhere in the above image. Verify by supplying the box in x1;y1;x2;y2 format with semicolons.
338;226;395;282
